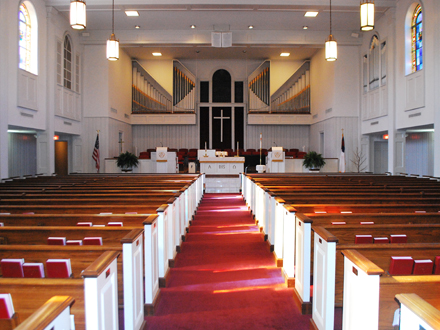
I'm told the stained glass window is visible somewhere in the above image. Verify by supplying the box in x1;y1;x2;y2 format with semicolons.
19;3;31;71
411;5;423;72
64;35;72;90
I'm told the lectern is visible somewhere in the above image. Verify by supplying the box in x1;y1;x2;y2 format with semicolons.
267;147;285;173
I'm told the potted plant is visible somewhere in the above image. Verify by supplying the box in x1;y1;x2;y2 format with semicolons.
303;151;326;172
116;151;139;172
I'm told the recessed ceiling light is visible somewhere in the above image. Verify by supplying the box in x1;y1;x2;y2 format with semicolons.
280;53;290;57
304;11;319;17
248;25;254;29
152;52;162;56
190;25;196;29
303;26;308;30
125;10;139;17
135;25;140;29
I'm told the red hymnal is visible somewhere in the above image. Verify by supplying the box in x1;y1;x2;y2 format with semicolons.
22;212;34;215
66;240;83;246
125;212;137;214
389;256;414;275
390;234;407;243
108;222;123;227
76;222;92;227
46;259;72;278
47;237;66;245
331;222;346;225
355;235;373;244
83;237;103;246
0;294;14;319
374;237;389;244
434;256;440;275
23;263;45;278
1;259;24;278
360;222;374;225
413;259;434;275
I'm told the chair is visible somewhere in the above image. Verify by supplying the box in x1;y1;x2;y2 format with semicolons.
139;151;150;159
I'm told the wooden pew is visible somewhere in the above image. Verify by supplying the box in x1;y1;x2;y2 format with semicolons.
0;251;120;330
13;296;75;330
341;249;440;330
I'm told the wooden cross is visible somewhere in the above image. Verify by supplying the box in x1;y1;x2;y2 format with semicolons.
118;139;124;154
213;109;230;143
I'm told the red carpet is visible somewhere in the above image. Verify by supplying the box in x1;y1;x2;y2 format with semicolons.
145;193;311;330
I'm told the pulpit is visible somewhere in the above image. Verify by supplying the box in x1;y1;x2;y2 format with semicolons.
151;147;178;173
266;147;285;173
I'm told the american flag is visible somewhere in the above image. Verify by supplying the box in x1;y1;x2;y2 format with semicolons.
339;132;345;173
92;133;100;172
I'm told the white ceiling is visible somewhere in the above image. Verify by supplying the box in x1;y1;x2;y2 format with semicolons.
47;0;396;61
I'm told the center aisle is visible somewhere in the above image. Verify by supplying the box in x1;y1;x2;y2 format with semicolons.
145;193;311;330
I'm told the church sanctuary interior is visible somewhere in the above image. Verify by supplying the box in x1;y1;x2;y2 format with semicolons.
2;0;440;330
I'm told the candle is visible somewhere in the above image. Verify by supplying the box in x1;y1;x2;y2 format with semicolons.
237;141;239;151
260;133;262;150
205;141;207;151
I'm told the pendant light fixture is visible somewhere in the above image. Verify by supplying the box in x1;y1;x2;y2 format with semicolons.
325;0;337;61
360;0;375;31
70;0;86;30
106;0;119;61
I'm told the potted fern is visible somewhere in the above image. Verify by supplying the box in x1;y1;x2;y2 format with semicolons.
303;151;326;172
116;151;139;172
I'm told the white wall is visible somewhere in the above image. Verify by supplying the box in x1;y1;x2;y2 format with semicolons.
8;133;37;177
136;59;174;96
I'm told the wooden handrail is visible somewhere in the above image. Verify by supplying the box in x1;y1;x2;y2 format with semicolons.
14;296;75;330
296;212;313;224
143;214;159;225
312;226;339;243
396;293;440;329
120;228;144;244
156;204;169;213
341;249;384;275
81;250;120;278
284;205;297;213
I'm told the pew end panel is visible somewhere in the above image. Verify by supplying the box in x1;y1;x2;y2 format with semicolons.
121;228;145;330
282;205;296;287
143;215;160;315
82;250;120;330
341;250;384;330
294;212;312;314
311;227;338;330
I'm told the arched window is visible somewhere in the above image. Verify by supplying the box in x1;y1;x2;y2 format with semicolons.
18;4;31;71
18;2;37;74
63;35;72;89
212;69;231;103
411;4;422;72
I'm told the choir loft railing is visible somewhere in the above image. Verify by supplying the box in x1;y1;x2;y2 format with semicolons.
173;61;196;113
132;61;173;114
270;61;310;114
248;60;270;113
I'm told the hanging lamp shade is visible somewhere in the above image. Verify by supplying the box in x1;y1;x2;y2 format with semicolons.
325;35;337;61
107;33;119;61
360;0;375;31
70;0;86;30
